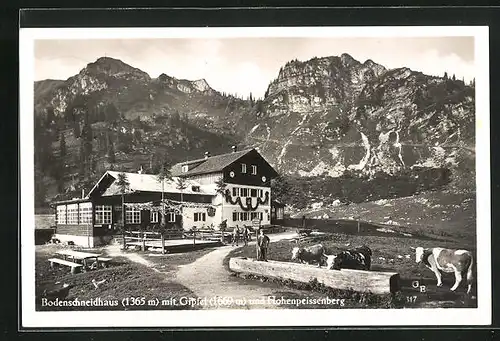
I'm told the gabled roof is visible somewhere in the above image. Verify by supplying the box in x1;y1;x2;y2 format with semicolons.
170;148;256;177
86;171;215;198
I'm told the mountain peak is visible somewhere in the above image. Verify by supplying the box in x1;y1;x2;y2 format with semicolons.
90;56;130;68
84;56;151;81
340;53;359;66
192;78;211;92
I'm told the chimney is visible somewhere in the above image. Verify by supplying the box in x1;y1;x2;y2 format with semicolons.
204;151;210;160
232;145;237;153
138;165;143;174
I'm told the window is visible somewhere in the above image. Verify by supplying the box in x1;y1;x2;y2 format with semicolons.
251;212;258;220
258;189;263;197
232;212;238;221
125;206;141;224
241;163;247;173
182;165;188;172
252;165;257;175
79;202;92;224
67;204;79;225
192;186;200;192
151;211;159;223
56;205;67;224
232;187;238;196
250;189;257;197
241;188;248;197
167;212;176;222
239;212;249;221
194;212;206;222
260;212;263;220
95;205;112;224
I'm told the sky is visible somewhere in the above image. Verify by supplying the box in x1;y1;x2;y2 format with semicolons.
35;37;475;99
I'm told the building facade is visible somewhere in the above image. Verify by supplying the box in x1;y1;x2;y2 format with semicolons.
51;147;281;247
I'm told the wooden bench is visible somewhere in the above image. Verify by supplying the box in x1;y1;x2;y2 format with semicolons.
97;257;112;268
48;258;83;274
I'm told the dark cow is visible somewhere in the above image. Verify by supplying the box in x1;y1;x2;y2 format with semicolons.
414;246;474;294
291;244;326;267
329;245;372;270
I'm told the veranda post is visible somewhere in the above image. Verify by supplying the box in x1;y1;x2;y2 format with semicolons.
116;172;130;250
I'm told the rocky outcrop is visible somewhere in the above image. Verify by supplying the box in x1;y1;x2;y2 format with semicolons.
247;54;474;180
34;54;475;190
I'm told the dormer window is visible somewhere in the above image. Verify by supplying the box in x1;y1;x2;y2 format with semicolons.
192;186;200;192
182;165;188;173
241;163;247;173
251;165;257;175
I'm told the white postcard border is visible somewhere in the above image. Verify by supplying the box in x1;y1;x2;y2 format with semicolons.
20;26;491;328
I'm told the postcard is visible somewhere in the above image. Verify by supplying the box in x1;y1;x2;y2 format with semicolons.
20;25;490;328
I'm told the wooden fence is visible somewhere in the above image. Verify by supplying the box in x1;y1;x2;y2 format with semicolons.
122;230;183;253
122;229;231;252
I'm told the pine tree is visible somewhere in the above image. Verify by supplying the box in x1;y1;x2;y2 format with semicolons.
271;175;291;204
79;140;86;178
215;177;227;229
73;121;81;138
256;100;264;113
34;164;46;208
170;110;181;125
46;107;55;125
81;112;93;167
175;177;187;203
105;103;120;122
452;74;456;81
59;131;66;159
116;172;130;240
156;157;172;229
107;137;116;164
444;72;448;80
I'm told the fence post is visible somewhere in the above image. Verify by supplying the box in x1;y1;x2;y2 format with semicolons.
142;232;146;252
161;232;165;254
122;230;126;250
255;229;260;260
193;229;196;245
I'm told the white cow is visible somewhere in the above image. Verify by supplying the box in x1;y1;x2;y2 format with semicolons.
414;246;474;294
323;254;337;270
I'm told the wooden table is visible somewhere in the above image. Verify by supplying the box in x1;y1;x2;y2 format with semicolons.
55;250;103;268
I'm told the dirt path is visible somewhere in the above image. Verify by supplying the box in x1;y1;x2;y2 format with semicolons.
175;232;297;309
105;243;157;269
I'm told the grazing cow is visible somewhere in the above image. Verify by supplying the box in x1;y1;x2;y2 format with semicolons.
291;244;326;267
414;246;474;294
330;245;372;270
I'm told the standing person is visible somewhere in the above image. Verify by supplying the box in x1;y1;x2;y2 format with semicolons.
257;229;270;261
242;226;249;246
232;225;240;246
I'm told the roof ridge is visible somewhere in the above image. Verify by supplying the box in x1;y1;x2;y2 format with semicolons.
173;148;255;167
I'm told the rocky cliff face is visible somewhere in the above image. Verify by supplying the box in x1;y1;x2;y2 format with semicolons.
246;54;475;185
33;54;476;205
264;54;386;116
